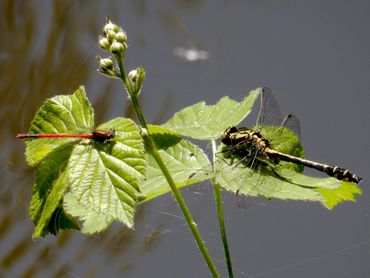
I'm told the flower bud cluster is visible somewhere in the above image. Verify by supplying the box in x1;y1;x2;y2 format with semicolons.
99;18;127;56
97;18;145;93
97;18;128;78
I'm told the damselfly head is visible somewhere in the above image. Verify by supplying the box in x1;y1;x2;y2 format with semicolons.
107;129;116;139
91;129;116;142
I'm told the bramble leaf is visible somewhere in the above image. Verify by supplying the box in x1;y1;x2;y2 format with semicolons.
63;118;146;234
30;143;78;237
23;88;146;237
141;126;211;202
155;88;361;208
162;88;261;140
317;182;362;209
23;86;94;166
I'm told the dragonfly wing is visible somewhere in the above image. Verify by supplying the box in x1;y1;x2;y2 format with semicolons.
215;149;282;200
280;114;301;140
256;87;283;127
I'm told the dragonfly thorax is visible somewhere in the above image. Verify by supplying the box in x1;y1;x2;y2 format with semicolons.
221;127;272;160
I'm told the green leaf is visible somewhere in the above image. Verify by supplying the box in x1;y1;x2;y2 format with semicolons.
216;125;362;208
162;88;261;140
260;126;303;158
46;205;79;236
258;125;304;173
30;143;77;238
216;162;326;202
317;182;362;209
273;166;362;208
23;88;146;237
140;126;211;202
63;118;146;234
24;86;94;166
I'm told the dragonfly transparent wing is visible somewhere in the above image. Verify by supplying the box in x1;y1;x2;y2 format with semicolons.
186;170;212;194
280;113;301;140
256;87;283;128
235;89;296;200
215;155;284;201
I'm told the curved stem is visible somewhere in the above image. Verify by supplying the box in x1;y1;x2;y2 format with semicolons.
116;57;219;277
149;144;219;277
212;139;234;278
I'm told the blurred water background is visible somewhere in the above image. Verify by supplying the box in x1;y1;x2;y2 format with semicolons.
1;1;370;277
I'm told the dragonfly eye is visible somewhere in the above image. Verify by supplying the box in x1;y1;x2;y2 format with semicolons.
221;127;237;145
220;129;229;144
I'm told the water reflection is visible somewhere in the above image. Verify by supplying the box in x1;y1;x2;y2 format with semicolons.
162;13;210;63
1;1;169;277
3;0;366;277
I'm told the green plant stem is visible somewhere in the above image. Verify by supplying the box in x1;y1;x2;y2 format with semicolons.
116;58;219;277
212;139;234;278
149;146;219;277
117;59;148;128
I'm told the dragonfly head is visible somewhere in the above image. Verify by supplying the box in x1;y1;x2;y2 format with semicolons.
221;127;238;145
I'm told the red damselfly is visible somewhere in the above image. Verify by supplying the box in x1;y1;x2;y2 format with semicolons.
16;129;115;142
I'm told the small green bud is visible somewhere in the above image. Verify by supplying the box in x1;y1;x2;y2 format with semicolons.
128;69;138;82
116;30;127;43
128;67;145;95
97;56;117;77
110;41;126;56
99;58;114;71
106;29;116;42
99;36;110;51
103;21;119;35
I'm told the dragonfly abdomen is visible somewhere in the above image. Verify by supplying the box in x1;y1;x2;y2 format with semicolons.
222;126;362;184
266;149;362;184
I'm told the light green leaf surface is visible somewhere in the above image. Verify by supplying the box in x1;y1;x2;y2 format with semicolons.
30;143;78;238
24;88;146;237
64;118;146;234
216;163;326;202
24;86;94;166
162;88;261;140
317;182;362;209
274;167;362;208
140;127;211;202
